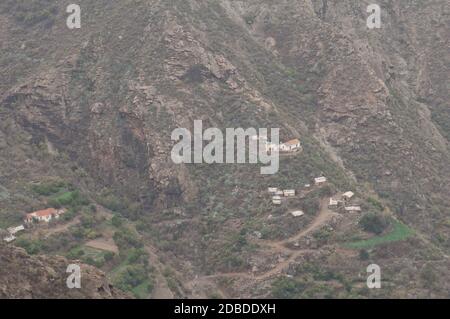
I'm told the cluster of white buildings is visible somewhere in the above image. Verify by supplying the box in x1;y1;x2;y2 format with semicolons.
267;176;329;207
251;135;302;153
328;191;361;213
268;187;296;205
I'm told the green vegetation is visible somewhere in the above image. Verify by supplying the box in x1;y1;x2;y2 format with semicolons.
346;220;415;249
359;212;390;235
313;227;333;245
97;192;126;212
113;228;143;250
96;190;141;219
111;246;153;298
48;191;90;210
67;246;112;268
114;264;147;291
31;179;90;212
31;180;67;196
359;249;370;260
131;279;154;299
271;277;306;299
15;237;46;255
367;197;384;211
107;217;153;298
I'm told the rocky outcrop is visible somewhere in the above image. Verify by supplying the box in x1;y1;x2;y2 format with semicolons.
0;243;130;299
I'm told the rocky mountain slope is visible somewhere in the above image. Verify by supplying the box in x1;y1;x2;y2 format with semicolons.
0;242;129;298
0;0;449;298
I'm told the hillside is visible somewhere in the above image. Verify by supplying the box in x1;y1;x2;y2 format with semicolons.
0;0;449;298
0;242;129;298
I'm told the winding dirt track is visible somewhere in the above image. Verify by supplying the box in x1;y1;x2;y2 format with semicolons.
85;238;119;253
203;198;338;281
42;216;81;238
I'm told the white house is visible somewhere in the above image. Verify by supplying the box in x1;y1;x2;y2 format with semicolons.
280;139;301;152
7;225;25;235
314;176;327;185
304;184;311;188
268;187;278;194
345;206;362;212
283;190;296;197
343;191;355;200
329;198;339;208
291;211;305;217
272;196;282;205
25;208;66;224
275;190;284;196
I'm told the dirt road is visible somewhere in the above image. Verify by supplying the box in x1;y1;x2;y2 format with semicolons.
85;238;119;253
203;198;337;281
42;217;80;238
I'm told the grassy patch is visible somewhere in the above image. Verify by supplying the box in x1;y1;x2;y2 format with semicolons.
131;279;153;299
49;190;89;209
345;220;415;249
31;180;67;196
67;245;108;267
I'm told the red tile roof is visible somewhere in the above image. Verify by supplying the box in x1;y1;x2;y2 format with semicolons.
27;208;57;218
284;139;300;146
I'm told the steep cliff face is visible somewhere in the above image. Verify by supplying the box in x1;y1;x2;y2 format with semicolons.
0;0;449;298
0;243;129;298
222;0;450;238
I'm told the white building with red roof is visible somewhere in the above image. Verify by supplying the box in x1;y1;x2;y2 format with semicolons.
280;139;301;152
24;208;66;224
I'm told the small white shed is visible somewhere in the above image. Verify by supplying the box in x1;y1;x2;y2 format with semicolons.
283;190;296;197
314;176;327;185
291;211;305;217
343;191;355;200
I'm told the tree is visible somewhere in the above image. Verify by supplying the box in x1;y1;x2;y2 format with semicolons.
359;212;390;235
359;249;370;261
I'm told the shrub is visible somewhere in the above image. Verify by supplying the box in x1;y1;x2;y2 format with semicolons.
359;212;390;235
97;193;127;212
15;238;42;255
271;277;305;299
104;251;115;262
367;197;384;211
111;215;124;228
113;228;143;250
115;265;148;291
359;249;370;261
48;191;89;209
31;180;66;196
